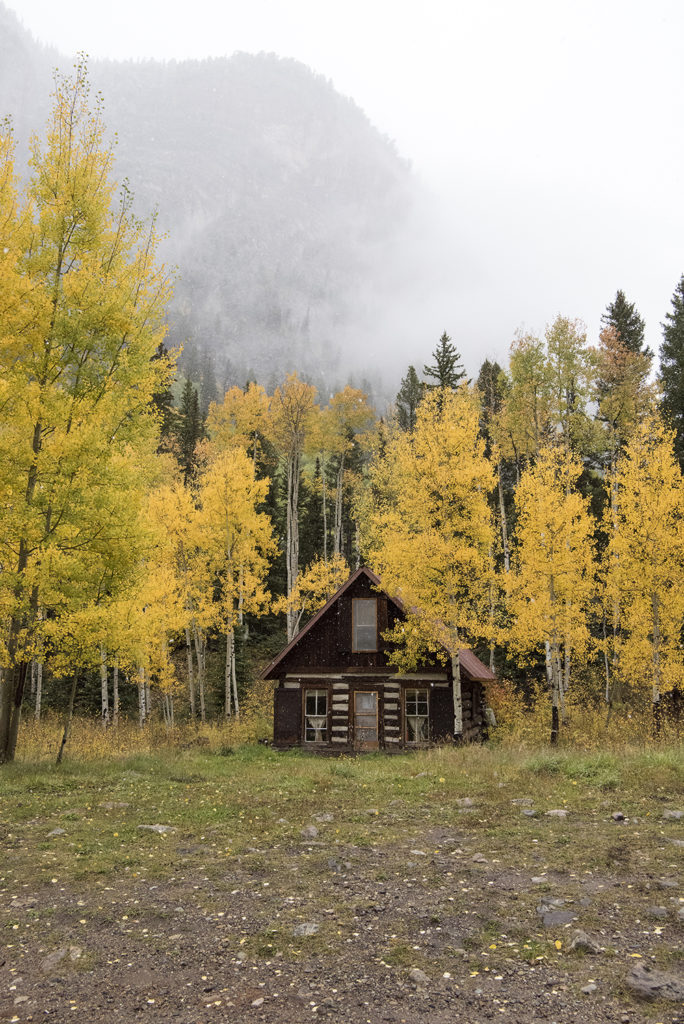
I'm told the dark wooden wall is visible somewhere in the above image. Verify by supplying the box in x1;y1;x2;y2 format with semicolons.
275;573;400;675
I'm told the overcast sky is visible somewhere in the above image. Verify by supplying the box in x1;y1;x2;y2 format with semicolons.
8;0;684;373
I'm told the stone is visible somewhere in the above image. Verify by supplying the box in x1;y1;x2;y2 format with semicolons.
522;809;538;817
537;902;577;927
511;797;534;805
410;849;427;856
568;930;601;954
625;963;684;1002
69;946;83;961
301;825;319;840
545;809;568;818
531;875;548;884
48;828;66;836
293;922;319;937
581;983;598;994
137;824;174;834
251;997;264;1007
455;797;474;808
611;811;625;822
314;812;334;823
41;948;68;972
409;968;429;988
646;906;668;919
662;809;682;820
471;853;487;863
668;838;684;848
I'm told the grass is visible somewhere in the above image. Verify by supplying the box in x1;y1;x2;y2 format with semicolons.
1;739;682;891
1;729;681;1017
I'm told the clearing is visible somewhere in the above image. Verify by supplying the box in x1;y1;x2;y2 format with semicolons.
0;743;682;1023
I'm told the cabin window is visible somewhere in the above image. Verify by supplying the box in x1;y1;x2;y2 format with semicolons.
405;688;429;743
352;598;377;651
304;689;328;743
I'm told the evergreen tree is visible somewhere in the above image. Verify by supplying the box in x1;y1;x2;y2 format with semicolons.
601;290;651;358
151;342;177;450
423;332;467;390
659;274;684;469
177;379;205;483
476;359;504;452
395;365;423;432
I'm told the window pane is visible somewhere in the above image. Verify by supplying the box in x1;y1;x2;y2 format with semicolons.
353;599;377;651
405;689;429;742
304;689;327;742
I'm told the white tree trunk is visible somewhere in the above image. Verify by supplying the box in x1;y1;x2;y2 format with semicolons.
100;645;110;726
451;650;463;739
34;660;43;721
193;625;206;722
286;451;301;641
334;456;345;557
185;623;196;718
322;458;328;564
138;667;146;728
225;625;233;717
231;630;240;717
112;658;119;727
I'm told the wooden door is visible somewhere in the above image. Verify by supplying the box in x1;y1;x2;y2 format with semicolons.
353;690;379;750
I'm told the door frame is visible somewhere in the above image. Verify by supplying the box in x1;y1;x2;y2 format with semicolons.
350;686;383;750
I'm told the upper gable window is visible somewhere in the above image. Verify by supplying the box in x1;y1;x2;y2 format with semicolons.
352;598;377;652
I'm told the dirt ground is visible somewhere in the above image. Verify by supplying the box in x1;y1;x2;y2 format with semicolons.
1;814;682;1024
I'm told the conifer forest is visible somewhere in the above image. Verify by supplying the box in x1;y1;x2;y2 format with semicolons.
2;65;684;762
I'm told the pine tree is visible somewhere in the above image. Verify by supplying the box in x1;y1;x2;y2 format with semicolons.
177;379;205;484
151;342;177;450
601;290;651;358
395;365;423;432
659;274;684;469
423;332;467;390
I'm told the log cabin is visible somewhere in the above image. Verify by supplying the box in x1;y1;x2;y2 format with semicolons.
264;566;495;751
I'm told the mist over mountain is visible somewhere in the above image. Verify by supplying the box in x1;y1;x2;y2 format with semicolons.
1;3;432;404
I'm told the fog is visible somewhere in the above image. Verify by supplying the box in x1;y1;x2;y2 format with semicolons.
5;0;684;397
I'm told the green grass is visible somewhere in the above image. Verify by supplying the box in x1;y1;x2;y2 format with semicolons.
1;742;681;891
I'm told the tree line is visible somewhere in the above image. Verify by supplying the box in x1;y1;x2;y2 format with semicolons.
2;67;684;760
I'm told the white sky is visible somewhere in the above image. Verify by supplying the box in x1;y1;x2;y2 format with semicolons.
7;0;684;372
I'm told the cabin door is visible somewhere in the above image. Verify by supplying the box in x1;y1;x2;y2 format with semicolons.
353;691;379;750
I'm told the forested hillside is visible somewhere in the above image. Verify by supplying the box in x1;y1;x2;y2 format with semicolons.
0;3;415;397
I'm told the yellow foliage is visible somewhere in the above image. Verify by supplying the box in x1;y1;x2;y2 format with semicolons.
363;386;495;667
506;446;596;670
274;554;349;636
603;411;684;702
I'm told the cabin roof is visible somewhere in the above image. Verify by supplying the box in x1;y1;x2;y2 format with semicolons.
261;566;496;683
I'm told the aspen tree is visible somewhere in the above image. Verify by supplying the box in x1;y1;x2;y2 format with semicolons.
506;447;596;743
364;387;495;739
196;449;275;716
604;413;684;726
0;65;173;761
594;325;653;706
269;374;317;640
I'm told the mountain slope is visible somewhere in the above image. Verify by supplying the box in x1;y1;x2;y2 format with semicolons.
0;4;418;394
